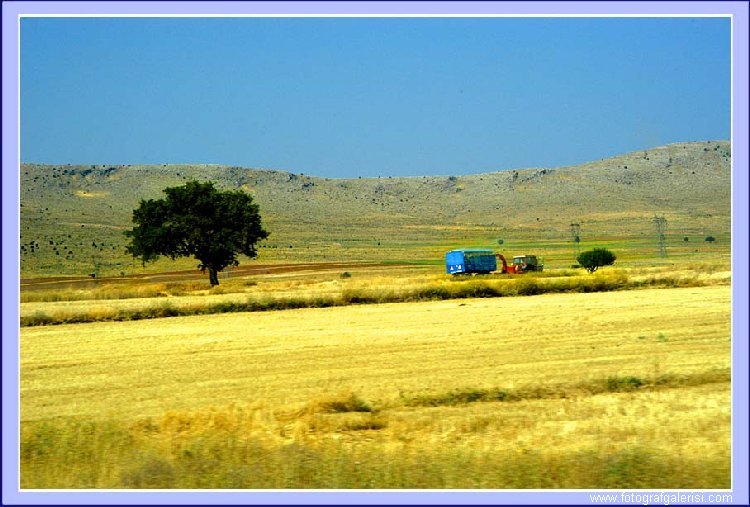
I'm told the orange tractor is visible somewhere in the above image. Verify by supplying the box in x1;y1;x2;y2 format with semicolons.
495;254;543;274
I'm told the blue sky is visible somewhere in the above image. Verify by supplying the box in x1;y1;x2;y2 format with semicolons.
21;17;730;178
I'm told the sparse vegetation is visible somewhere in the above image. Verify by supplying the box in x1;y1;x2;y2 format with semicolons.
20;141;730;277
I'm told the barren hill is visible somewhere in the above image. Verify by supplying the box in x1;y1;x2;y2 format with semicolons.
20;140;730;276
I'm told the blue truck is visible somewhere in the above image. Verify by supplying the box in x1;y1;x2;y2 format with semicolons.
446;250;544;275
445;249;497;274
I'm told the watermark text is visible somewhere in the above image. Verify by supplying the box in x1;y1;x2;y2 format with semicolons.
589;492;733;505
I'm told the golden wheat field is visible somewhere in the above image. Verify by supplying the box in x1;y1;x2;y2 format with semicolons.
20;279;731;489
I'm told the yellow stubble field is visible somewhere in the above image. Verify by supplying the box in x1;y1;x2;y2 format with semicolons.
20;285;732;488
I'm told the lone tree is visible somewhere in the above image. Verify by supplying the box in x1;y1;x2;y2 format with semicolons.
577;248;616;273
125;181;269;286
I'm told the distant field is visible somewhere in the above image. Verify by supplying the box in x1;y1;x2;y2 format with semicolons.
20;263;731;326
21;284;731;488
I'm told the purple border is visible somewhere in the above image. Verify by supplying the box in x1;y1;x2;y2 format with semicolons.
3;1;748;505
3;1;749;16
730;2;750;506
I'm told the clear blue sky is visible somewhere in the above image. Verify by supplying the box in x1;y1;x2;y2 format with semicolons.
21;17;730;178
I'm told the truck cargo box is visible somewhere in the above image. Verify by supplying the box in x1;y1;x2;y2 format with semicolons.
446;249;497;274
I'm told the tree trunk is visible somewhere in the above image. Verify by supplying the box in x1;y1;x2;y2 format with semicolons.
208;267;220;286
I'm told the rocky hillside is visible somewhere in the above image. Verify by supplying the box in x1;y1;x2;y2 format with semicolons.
20;140;730;275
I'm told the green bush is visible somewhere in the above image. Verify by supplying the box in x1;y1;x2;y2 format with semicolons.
21;311;54;327
515;278;541;296
577;248;616;273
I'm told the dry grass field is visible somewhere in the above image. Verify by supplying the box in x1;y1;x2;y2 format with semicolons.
19;262;730;325
21;281;731;488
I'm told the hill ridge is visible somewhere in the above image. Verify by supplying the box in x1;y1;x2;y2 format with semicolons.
20;140;730;276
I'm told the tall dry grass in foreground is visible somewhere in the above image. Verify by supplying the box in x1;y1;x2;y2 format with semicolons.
22;380;730;489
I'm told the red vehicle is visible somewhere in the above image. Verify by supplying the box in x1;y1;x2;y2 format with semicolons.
496;254;543;274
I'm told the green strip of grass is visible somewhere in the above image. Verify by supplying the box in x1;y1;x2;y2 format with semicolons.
400;369;731;407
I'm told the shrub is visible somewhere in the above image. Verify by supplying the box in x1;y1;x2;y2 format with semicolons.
515;278;541;296
606;376;644;392
316;393;372;413
21;311;54;327
705;236;716;242
577;248;616;273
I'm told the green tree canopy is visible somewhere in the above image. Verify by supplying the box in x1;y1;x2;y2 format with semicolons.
125;181;269;285
577;248;616;273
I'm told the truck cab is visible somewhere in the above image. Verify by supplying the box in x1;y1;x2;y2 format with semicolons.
512;255;542;272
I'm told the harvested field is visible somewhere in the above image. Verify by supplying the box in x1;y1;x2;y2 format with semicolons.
20;285;731;488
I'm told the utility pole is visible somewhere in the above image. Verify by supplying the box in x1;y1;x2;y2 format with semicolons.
653;216;668;257
570;223;581;262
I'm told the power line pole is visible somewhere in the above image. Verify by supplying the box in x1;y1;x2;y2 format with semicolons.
570;223;581;262
653;216;668;257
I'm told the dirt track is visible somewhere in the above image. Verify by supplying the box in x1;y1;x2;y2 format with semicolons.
20;262;387;291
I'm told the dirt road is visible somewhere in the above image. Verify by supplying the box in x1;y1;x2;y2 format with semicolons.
20;261;388;291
